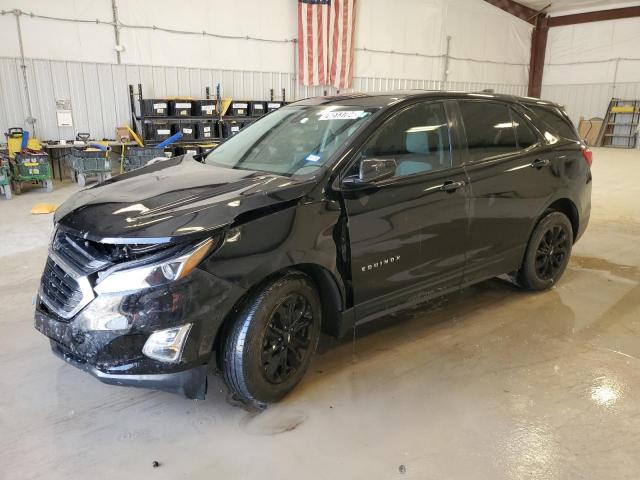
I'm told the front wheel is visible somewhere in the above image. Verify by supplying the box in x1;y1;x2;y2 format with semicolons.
222;271;322;405
518;211;573;291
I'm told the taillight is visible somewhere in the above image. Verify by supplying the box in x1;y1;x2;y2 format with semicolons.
581;146;593;167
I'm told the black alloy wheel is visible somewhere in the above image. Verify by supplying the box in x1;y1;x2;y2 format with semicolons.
222;271;322;404
261;293;314;384
534;224;570;280
518;210;574;291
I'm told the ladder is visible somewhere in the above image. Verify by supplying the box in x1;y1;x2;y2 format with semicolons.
596;98;639;148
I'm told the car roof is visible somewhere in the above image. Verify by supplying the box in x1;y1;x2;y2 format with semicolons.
290;90;562;109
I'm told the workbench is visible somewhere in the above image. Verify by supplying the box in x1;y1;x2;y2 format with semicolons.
42;141;138;180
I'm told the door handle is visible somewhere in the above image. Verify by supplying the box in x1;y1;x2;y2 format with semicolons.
530;158;550;169
440;180;465;193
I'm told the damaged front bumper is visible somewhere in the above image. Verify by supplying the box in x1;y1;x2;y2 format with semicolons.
34;268;245;399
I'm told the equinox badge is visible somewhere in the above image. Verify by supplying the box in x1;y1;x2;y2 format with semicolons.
362;255;400;272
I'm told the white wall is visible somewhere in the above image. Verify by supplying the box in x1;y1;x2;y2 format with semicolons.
541;16;640;123
0;0;532;85
0;0;534;139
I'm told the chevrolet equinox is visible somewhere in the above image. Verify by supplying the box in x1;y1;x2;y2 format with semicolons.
35;91;592;404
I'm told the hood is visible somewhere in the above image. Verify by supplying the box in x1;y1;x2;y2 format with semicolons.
55;156;316;243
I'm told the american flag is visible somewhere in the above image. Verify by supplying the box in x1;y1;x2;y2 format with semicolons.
298;0;357;89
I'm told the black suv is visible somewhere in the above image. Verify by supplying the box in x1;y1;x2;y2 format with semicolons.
35;92;592;404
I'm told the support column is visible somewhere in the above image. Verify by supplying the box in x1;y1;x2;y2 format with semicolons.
527;14;548;98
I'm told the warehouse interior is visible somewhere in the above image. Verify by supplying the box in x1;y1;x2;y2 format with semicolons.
1;0;639;478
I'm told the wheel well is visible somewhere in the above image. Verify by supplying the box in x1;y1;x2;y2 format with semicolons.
547;198;579;242
212;264;345;367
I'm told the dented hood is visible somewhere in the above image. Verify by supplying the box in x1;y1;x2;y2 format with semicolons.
55;156;315;243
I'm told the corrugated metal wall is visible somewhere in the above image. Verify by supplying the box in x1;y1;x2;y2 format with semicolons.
541;82;640;126
0;56;528;140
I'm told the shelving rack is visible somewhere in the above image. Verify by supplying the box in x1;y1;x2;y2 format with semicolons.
596;98;639;148
128;84;288;152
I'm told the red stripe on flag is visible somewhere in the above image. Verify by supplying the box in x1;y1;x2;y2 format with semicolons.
298;2;304;84
306;4;313;86
317;6;324;85
346;0;356;88
330;0;339;86
340;0;348;89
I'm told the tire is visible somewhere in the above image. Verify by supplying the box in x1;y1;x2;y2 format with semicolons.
76;173;86;187
222;271;322;405
44;179;53;192
3;183;11;200
518;211;573;291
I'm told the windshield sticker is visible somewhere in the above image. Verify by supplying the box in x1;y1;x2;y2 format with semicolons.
319;110;364;121
306;154;321;162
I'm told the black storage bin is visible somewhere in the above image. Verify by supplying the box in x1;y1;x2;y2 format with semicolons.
249;101;266;116
196;122;217;140
141;99;168;117
228;101;249;116
175;145;201;156
221;121;243;138
266;101;283;112
172;123;195;141
193;100;217;117
144;123;172;142
169;100;193;117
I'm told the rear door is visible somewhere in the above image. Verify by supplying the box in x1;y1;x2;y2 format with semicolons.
339;100;469;321
457;100;555;284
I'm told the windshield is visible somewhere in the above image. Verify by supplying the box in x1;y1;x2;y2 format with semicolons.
204;105;378;176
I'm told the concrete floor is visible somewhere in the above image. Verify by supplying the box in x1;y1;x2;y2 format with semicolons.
1;147;639;479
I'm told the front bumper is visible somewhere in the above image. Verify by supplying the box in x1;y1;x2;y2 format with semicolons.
35;267;246;399
49;338;208;398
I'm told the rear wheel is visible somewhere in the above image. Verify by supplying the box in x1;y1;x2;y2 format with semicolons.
222;271;321;405
76;173;86;187
518;211;573;291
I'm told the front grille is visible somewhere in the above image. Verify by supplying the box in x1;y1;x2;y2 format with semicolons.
53;230;111;275
40;258;83;319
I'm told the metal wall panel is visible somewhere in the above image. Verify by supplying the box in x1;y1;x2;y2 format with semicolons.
541;82;640;125
1;56;531;140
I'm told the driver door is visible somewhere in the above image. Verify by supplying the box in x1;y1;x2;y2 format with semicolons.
339;101;469;322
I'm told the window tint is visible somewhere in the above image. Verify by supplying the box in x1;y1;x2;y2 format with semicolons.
357;102;451;178
510;108;539;149
528;105;578;141
459;101;517;161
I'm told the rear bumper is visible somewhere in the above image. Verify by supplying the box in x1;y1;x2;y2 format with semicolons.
50;339;208;398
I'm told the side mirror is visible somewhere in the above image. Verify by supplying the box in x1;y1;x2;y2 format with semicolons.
342;158;396;188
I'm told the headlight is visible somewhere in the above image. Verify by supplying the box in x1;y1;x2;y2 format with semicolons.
142;324;192;363
94;238;214;295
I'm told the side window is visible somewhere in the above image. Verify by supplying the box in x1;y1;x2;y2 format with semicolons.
510;108;539;149
528;105;579;141
357;102;451;178
459;101;517;161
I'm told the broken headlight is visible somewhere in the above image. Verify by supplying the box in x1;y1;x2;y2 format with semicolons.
94;237;216;295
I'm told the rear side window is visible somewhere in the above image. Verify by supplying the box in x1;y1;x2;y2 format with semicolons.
510;108;539;149
459;101;517;161
527;105;578;141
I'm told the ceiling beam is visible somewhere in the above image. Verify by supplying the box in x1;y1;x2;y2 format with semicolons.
483;0;541;24
548;5;640;27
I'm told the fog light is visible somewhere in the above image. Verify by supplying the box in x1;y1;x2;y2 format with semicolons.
142;324;192;363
